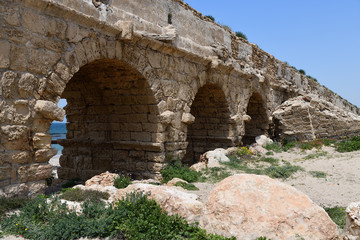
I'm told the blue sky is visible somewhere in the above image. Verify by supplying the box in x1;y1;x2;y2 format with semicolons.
58;0;360;119
184;0;360;107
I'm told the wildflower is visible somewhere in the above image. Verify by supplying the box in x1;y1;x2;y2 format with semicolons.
16;223;18;226
25;228;28;231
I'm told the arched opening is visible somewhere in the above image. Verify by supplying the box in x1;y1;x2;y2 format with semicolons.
243;92;268;145
57;59;162;181
184;84;233;164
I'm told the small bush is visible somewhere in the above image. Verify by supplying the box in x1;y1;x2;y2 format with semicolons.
298;69;306;75
61;188;109;202
336;136;360;152
265;151;274;156
323;138;336;146
304;151;327;160
265;164;303;179
114;175;132;189
309;171;327;178
205;15;215;21
174;182;199;191
264;142;283;153
235;31;248;40
0;197;28;220
324;206;346;228
222;24;232;31
160;157;202;184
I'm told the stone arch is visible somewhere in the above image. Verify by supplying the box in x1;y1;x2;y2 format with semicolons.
184;84;234;164
54;58;163;181
243;92;269;145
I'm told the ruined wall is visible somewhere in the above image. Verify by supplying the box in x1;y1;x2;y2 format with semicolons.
0;0;359;195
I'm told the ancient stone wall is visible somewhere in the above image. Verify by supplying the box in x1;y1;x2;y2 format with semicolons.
0;0;359;195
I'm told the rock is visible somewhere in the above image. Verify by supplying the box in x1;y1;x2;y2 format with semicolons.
249;143;268;155
35;148;58;162
114;183;203;223
255;135;273;147
190;162;207;172
85;171;118;187
200;174;339;240
181;112;195;124
203;148;230;168
34;100;65;121
166;178;188;186
345;201;360;239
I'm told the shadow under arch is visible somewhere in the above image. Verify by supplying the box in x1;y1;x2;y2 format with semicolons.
243;92;268;145
57;59;162;181
183;84;233;165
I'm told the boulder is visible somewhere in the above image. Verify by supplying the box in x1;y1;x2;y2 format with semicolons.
114;183;203;223
85;171;118;187
345;201;360;239
34;100;65;122
255;135;273;147
203;148;230;168
249;143;268;155
199;174;338;240
190;161;207;172
166;177;188;187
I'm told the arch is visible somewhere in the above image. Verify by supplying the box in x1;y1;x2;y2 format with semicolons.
184;84;234;164
243;92;269;145
56;59;163;181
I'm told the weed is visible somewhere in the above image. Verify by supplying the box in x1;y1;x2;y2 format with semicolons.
201;167;231;183
235;31;248;40
309;171;327;178
205;15;215;21
336;136;360;152
265;164;304;179
256;237;272;240
161;157;201;184
324;206;346;228
264;142;283;153
324;138;336;146
174;182;199;191
258;157;279;164
61;188;109;202
265;151;274;156
0;197;28;220
304;151;327;160
222;24;232;31
114;175;132;189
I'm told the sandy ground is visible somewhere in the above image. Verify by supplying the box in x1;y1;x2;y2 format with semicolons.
47;146;360;208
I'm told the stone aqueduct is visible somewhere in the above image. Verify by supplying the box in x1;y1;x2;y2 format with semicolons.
1;0;360;195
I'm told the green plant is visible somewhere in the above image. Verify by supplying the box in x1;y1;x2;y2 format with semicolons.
309;171;327;178
256;237;271;240
258;157;279;164
0;197;28;220
324;206;346;228
222;24;232;31
174;182;199;191
264;142;283;153
336;136;360;152
323;138;336;146
205;15;215;21
265;164;304;179
299;69;306;75
201;167;231;183
304;151;327;160
114;174;132;189
265;151;274;156
61;188;109;202
235;31;248;40
160;157;202;184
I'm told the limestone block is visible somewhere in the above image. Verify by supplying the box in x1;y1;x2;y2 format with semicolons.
147;162;163;172
64;51;80;74
22;9;45;34
345;201;360;239
32;118;51;133
28;48;61;75
159;110;175;124
32;133;52;149
10;151;31;164
18;164;52;182
34;100;65;121
47;73;66;96
115;21;134;40
0;125;30;150
181;112;195;124
35;148;58;163
3;183;29;197
18;73;38;98
10;44;27;71
0;41;10;68
3;6;20;26
0;165;11;180
1;71;17;98
27;181;47;195
54;62;72;83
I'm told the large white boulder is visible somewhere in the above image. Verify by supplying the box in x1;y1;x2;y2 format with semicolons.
199;174;339;240
345;201;360;240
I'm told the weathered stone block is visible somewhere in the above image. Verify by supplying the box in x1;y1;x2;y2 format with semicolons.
1;125;30;150
35;148;58;163
0;165;11;180
28;48;61;75
22;9;45;34
34;100;65;121
0;41;10;68
32;133;52;149
18;164;52;182
1;71;17;98
10;44;27;71
18;73;37;98
10;151;31;164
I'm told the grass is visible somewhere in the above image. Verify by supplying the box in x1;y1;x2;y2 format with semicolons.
336;136;360;152
324;206;346;228
258;157;279;164
265;164;304;179
114;174;132;189
0;192;234;240
201;167;231;183
304;151;327;160
174;182;199;191
309;171;327;178
160;157;202;184
61;188;109;202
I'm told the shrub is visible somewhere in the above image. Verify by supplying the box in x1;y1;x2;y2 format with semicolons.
205;15;215;21
324;206;346;228
160;157;202;184
298;69;306;75
61;188;109;202
265;164;303;179
0;197;28;220
336;136;360;152
114;175;132;189
264;142;283;153
222;24;232;31
309;171;327;178
235;31;248;40
174;181;199;191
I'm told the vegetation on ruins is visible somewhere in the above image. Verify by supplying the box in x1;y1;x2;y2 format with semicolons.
324;206;347;229
160;156;202;184
0;192;235;240
235;31;248;40
114;174;132;189
205;15;215;21
60;188;109;202
336;136;360;152
174;181;199;191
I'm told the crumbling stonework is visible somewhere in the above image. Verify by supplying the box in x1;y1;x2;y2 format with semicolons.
0;0;359;195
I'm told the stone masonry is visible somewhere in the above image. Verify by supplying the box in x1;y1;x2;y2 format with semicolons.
1;0;360;195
